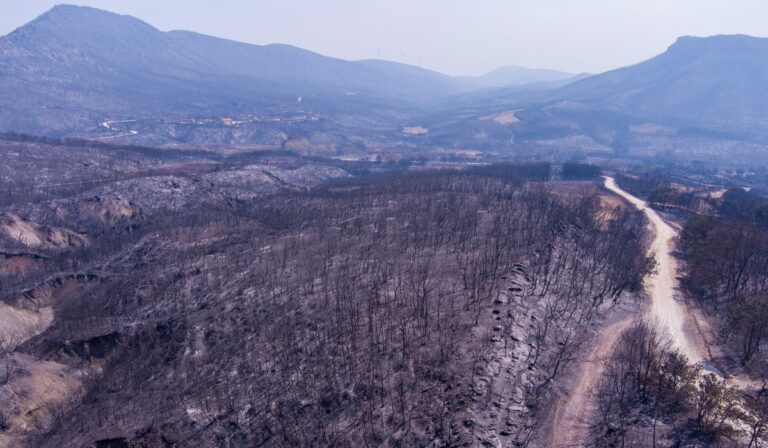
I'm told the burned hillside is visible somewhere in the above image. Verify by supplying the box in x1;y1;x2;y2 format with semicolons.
1;146;651;447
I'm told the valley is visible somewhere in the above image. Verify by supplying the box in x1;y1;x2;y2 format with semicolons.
1;3;768;447
2;6;768;165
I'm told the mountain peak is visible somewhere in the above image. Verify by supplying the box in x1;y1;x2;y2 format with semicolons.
41;3;134;21
46;3;99;15
3;3;167;61
0;4;467;138
668;34;767;53
557;33;768;129
9;3;159;40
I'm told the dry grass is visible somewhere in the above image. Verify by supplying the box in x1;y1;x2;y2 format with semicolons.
1;213;90;249
708;188;728;200
0;302;53;350
1;213;43;247
598;193;627;211
480;111;520;125
0;354;81;448
629;123;677;135
402;126;429;136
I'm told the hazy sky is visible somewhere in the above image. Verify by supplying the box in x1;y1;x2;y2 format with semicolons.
2;0;767;76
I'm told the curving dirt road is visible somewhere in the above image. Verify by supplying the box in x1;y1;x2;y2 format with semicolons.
550;176;707;447
603;177;705;364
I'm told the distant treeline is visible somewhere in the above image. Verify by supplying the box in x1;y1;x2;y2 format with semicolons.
718;187;768;227
0;132;217;161
615;172;714;216
561;162;602;180
471;161;602;182
321;162;555;192
468;162;553;182
673;178;768;382
614;172;671;198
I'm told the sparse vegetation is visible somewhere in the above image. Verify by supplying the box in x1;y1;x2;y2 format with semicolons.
594;320;745;446
0;138;651;446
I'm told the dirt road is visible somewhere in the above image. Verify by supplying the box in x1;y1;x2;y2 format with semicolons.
550;177;707;447
549;319;632;447
604;177;705;364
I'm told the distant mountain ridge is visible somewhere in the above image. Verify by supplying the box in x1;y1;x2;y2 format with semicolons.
0;4;468;138
554;34;768;129
459;65;583;88
441;34;768;134
418;34;768;165
1;4;767;161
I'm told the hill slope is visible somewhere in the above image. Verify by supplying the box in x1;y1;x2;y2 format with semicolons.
557;35;768;129
0;5;465;140
421;35;768;165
